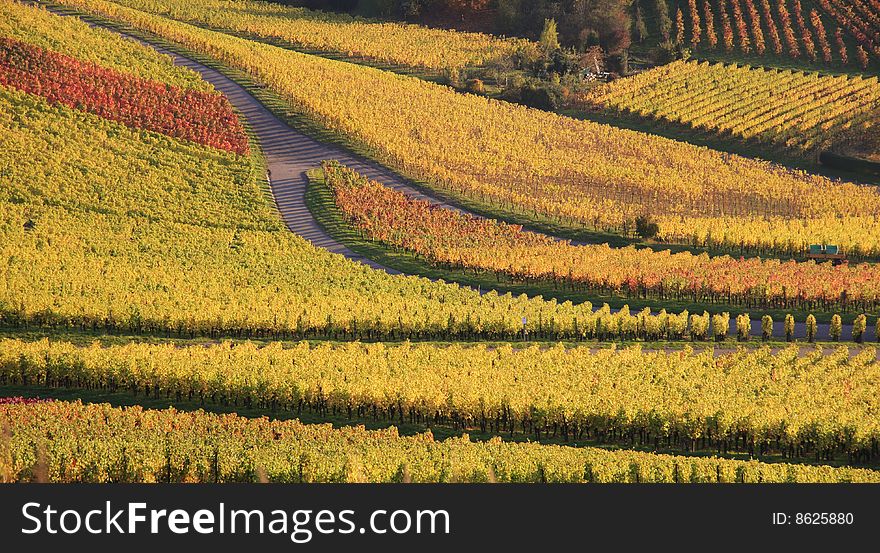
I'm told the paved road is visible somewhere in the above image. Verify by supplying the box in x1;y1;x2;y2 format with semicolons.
49;9;875;341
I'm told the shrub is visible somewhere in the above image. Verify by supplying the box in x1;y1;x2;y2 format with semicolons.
853;314;866;343
517;83;559;110
466;78;486;94
784;314;795;342
806;314;817;343
830;314;842;341
736;313;750;341
635;215;660;239
761;315;773;341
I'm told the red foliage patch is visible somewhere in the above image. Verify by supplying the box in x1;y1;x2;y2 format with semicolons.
0;37;249;155
0;397;50;405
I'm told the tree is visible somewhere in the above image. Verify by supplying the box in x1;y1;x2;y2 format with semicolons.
435;0;492;21
736;313;750;341
657;0;673;41
856;45;870;70
635;215;659;238
853;314;866;343
540;18;561;53
784;314;795;342
806;314;817;343
675;7;686;45
830;314;842;342
596;4;633;54
354;0;396;17
761;315;773;341
635;4;648;43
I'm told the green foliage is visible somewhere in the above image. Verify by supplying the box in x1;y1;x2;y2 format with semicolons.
655;40;692;64
634;4;648;43
635;215;660;239
656;0;672;41
540;18;560;53
515;81;560;110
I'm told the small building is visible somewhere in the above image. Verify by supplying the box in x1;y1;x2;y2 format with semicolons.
806;244;846;265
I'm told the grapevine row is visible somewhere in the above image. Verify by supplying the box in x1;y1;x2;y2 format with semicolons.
817;0;879;64
86;0;532;72
0;36;249;154
0;65;782;345
584;59;880;163
4;400;877;482
676;0;873;67
0;86;273;230
4;339;880;460
324;161;880;311
0;0;208;90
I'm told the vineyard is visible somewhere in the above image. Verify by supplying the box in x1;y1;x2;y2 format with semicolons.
815;0;879;61
6;400;879;483
0;87;271;229
51;0;880;257
0;37;249;154
77;0;533;73
664;0;878;68
3;339;880;460
2;0;880;487
584;59;879;157
0;10;690;343
0;3;632;343
325;161;880;312
0;0;208;90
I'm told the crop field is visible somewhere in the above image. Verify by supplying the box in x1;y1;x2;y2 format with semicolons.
582;59;879;156
0;0;879;499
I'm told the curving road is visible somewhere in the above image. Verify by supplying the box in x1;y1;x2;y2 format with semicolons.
47;8;873;341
